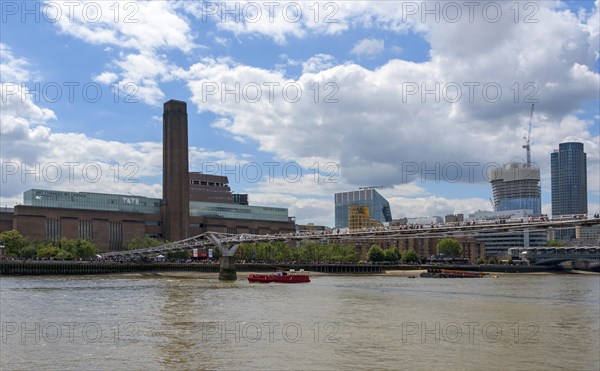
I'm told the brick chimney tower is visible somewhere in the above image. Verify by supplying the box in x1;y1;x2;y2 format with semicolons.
161;99;189;241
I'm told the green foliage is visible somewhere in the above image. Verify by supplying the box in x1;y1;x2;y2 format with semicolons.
547;240;566;247
126;236;163;250
56;239;98;258
296;242;321;262
436;238;462;257
211;246;222;259
384;249;399;262
37;245;62;258
0;230;28;257
19;245;38;259
401;249;419;264
367;245;385;262
488;257;497;264
56;249;74;260
238;243;254;261
476;258;485;265
0;232;97;260
166;251;190;260
237;242;359;263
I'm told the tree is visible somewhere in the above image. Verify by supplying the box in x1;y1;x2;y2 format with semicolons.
211;246;221;259
238;243;256;261
74;239;98;258
270;241;292;262
56;249;74;260
296;242;321;262
57;238;98;259
335;244;360;263
238;242;359;263
488;257;497;264
126;236;163;250
19;245;38;259
547;240;566;247
367;245;385;262
0;230;28;257
166;251;190;260
384;249;399;262
37;245;62;258
436;238;462;257
401;249;419;264
476;257;485;265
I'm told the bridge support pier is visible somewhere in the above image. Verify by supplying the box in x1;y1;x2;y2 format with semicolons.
219;256;237;281
206;233;240;281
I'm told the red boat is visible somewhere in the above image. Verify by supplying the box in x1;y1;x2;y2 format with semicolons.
247;270;310;283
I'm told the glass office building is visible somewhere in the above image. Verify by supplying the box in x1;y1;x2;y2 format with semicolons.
489;163;541;215
334;189;392;228
23;189;290;222
189;201;289;222
24;189;161;214
551;142;587;216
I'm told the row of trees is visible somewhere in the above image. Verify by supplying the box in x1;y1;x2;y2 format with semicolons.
0;230;98;259
125;236;164;250
366;245;420;263
125;236;191;260
0;232;472;263
366;238;464;263
237;242;360;263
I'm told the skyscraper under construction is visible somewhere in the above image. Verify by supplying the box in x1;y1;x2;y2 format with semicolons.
489;105;541;215
489;163;542;215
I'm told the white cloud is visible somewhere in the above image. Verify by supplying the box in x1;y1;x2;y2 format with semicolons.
177;2;599;223
93;71;119;85
3;1;599;225
302;54;336;74
388;196;490;220
0;45;246;207
351;38;385;57
180;2;415;44
47;0;196;105
214;36;230;47
0;44;30;82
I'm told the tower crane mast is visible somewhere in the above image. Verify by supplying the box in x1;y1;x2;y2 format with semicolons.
522;104;534;167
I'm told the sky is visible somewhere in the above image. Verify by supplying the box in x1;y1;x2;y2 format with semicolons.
1;0;599;227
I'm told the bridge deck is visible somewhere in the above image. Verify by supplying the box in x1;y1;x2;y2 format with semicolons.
100;218;600;259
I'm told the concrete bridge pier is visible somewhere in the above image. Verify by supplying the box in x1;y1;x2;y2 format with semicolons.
219;255;237;281
206;233;240;280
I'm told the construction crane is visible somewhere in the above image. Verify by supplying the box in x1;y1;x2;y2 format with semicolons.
522;103;534;168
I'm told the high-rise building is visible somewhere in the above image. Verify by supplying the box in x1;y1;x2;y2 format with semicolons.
162;99;190;241
489;163;541;215
334;189;392;228
551;142;587;216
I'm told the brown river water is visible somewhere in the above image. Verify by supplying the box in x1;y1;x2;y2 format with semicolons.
1;272;598;370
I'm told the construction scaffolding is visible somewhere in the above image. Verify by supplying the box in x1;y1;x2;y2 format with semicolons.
348;205;381;230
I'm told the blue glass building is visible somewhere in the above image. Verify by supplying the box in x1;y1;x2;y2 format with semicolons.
551;142;587;216
334;189;392;228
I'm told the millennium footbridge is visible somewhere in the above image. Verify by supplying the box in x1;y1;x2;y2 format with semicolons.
99;217;600;279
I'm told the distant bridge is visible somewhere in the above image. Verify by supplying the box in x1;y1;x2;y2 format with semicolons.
509;246;600;266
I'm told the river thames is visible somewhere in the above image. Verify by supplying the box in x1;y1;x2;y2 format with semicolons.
1;272;598;370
